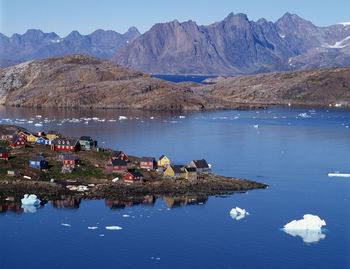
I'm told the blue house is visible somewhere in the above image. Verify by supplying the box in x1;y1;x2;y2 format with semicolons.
44;139;52;145
36;137;46;145
29;155;48;170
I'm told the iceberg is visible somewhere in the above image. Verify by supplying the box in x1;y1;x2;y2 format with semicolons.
230;207;249;220
61;223;71;227
88;227;98;230
105;226;123;230
283;214;326;231
119;116;127;120
21;194;40;206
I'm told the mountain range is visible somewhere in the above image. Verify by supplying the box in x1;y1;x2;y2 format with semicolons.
112;12;350;75
0;27;140;67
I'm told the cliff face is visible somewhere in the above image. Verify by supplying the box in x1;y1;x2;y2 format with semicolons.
112;13;350;75
0;54;209;110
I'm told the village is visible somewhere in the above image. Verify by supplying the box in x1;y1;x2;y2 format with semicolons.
0;127;212;186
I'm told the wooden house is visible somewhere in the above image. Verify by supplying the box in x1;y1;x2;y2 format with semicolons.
140;157;157;170
110;150;128;161
0;147;8;160
124;172;144;184
189;159;210;172
46;130;60;140
164;165;186;178
37;131;45;137
51;138;80;152
36;137;49;145
19;131;31;139
79;136;97;150
158;155;170;167
29;155;48;170
185;167;197;180
106;159;127;172
62;154;79;168
10;135;25;148
1;132;17;140
26;134;39;143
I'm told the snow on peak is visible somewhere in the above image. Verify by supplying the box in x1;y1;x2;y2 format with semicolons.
321;36;350;49
338;22;350;26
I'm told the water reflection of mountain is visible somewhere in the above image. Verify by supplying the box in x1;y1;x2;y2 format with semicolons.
105;195;156;210
50;199;81;209
163;195;208;208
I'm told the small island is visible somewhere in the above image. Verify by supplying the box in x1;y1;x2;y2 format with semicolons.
0;124;267;201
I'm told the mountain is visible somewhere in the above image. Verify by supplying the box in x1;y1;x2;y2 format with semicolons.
112;13;350;75
0;54;349;110
0;27;141;67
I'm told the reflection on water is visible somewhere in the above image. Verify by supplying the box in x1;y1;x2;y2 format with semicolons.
105;195;156;210
0;198;45;214
163;195;208;208
283;229;326;244
50;198;82;210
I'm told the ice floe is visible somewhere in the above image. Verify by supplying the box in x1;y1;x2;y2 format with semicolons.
230;207;249;220
253;124;259;128
122;214;130;218
119;116;127;120
105;226;123;230
88;227;98;230
283;214;326;231
61;223;71;227
34;123;43;127
298;113;310;118
21;194;40;206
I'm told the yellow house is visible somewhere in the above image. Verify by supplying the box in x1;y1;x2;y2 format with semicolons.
164;165;186;178
26;134;39;143
46;131;60;140
185;167;197;180
158;155;170;167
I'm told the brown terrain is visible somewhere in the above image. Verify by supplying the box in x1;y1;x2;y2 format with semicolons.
0;54;349;110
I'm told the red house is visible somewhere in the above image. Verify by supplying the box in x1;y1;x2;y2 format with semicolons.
51;138;80;152
106;159;127;172
0;147;8;160
124;172;144;183
1;132;17;140
10;135;25;148
110;150;128;161
19;131;31;139
140;157;157;169
63;154;79;167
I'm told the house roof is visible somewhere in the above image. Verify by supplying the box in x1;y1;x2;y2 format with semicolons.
10;135;22;144
159;155;166;160
192;159;209;169
185;167;197;172
171;165;184;174
30;156;45;162
63;154;79;161
0;147;8;154
110;159;127;166
128;171;143;178
110;151;125;158
52;138;79;146
79;136;92;141
141;157;155;162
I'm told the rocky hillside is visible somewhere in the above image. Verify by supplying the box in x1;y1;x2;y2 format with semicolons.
198;67;350;106
0;28;140;67
112;13;350;75
0;54;234;111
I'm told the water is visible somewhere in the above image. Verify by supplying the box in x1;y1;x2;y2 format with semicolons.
0;107;350;268
152;74;217;84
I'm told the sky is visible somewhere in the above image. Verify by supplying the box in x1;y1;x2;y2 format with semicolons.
1;0;349;37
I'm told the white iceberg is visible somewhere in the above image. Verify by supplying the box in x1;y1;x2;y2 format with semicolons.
34;123;43;127
230;207;249;220
61;223;71;227
105;226;123;230
88;227;98;230
119;116;128;120
21;194;40;206
298;113;311;118
283;214;326;231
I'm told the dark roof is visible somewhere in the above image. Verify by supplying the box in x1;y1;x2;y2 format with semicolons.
52;138;79;146
159;155;166;160
0;147;8;154
141;157;155;162
79;136;92;141
10;135;22;143
63;154;79;161
110;151;124;157
192;159;209;169
171;165;184;174
30;156;45;162
110;159;127;166
185;167;197;172
128;171;143;178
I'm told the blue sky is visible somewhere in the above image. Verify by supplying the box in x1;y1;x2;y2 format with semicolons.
1;0;349;37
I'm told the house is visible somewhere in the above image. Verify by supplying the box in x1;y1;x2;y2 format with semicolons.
7;169;19;177
0;147;8;160
158;155;170;167
37;131;45;137
29;155;48;170
44;138;52;145
185;167;197;180
124;171;144;183
62;154;79;167
106;158;127;172
19;131;31;139
36;137;49;145
26;134;39;143
110;150;128;161
1;131;17;140
51;138;80;152
46;130;60;140
140;157;157;169
189;159;210;172
10;135;26;148
164;165;186;178
79;136;97;150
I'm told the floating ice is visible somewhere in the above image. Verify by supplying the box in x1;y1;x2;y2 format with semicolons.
298;113;310;118
105;226;123;230
334;103;342;107
34;123;43;127
328;172;350;177
230;207;249;220
88;227;98;230
61;223;71;227
150;117;154;119
122;214;130;218
119;116;127;120
283;214;326;231
179;116;186;119
21;194;40;206
253;124;259;128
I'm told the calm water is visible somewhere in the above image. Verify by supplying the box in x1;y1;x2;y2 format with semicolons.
152;74;217;84
0;106;350;269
